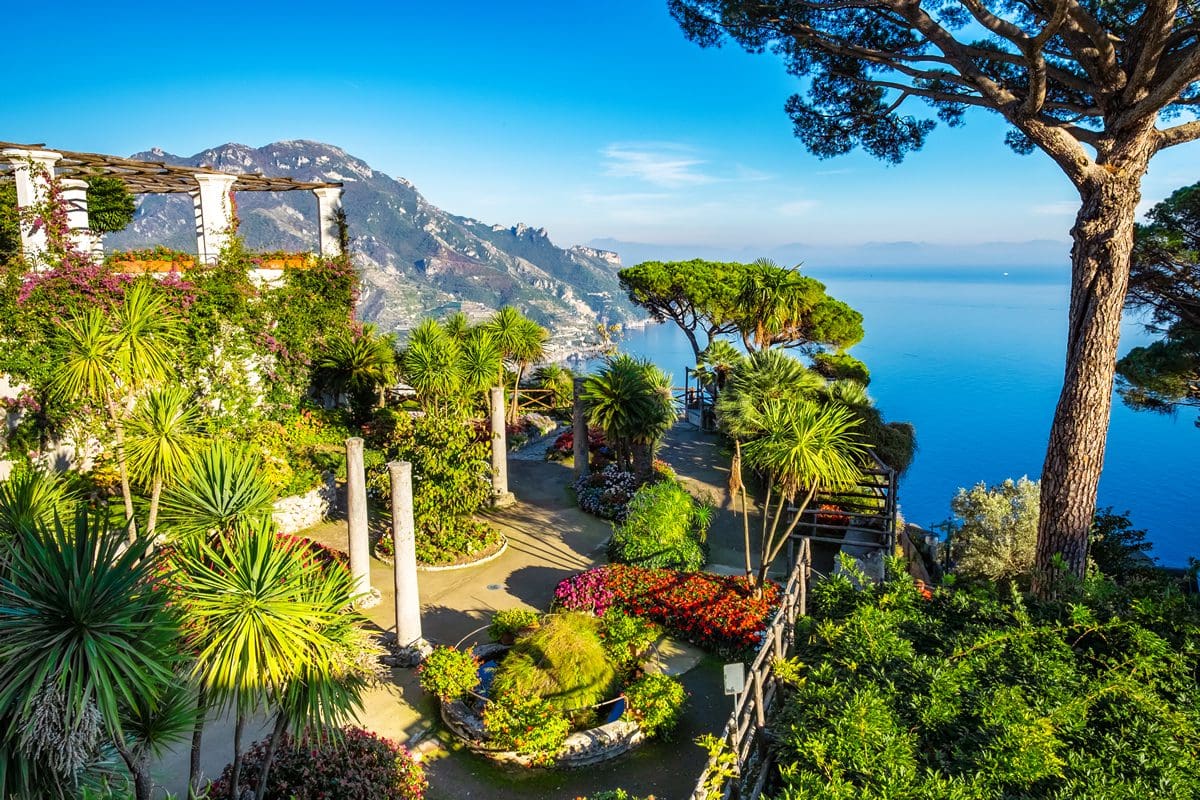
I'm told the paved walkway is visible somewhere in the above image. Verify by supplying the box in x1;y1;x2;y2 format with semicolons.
153;429;733;800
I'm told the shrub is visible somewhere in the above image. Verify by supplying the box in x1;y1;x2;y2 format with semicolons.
1090;507;1157;581
608;481;709;571
482;693;570;764
417;646;480;701
208;727;426;800
598;608;661;666
548;426;608;461
488;608;541;641
575;792;656;800
368;411;500;564
623;674;687;739
944;476;1040;585
490;612;617;713
557;566;779;655
573;464;638;520
770;565;1200;799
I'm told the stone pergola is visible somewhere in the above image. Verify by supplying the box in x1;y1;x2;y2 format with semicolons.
0;141;344;266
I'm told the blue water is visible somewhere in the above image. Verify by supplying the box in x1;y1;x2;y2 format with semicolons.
613;267;1199;567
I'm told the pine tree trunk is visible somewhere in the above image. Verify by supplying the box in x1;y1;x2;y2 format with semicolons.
1034;143;1152;596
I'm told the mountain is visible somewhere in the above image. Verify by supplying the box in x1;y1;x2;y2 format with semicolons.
587;237;1072;271
106;140;639;344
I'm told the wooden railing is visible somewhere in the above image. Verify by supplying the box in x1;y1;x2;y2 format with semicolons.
513;387;570;413
690;538;811;800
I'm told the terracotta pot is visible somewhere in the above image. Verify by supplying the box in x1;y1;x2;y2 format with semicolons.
112;259;183;273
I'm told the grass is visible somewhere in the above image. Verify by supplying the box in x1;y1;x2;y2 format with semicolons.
490;612;616;713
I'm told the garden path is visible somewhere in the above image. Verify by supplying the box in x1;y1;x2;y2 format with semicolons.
153;452;725;800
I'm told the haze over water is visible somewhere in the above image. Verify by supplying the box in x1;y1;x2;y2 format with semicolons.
616;266;1199;567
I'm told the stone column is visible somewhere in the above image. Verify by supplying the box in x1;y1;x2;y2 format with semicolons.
344;437;376;605
490;386;515;507
192;173;238;264
573;377;589;479
313;186;344;257
2;148;62;267
59;179;101;259
388;461;423;649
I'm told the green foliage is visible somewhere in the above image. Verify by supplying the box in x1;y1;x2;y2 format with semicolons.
609;480;709;571
945;477;1040;586
314;323;397;423
488;608;541;641
0;182;20;262
618;259;742;361
598;609;661;666
577;791;655;800
583;354;676;477
417;647;480;701
622;674;686;740
812;352;871;385
370;411;498;564
0;507;186;797
482;693;570;763
735;258;863;352
1089;508;1156;581
211;727;427;800
158;442;276;538
0;467;73;538
84;176;136;234
1118;182;1200;422
772;568;1200;799
490;612;617;714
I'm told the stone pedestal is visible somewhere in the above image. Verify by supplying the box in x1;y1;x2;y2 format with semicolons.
345;437;378;607
573;377;589;479
490;386;515;507
388;461;426;654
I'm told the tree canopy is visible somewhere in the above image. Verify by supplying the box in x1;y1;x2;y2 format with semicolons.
619;258;863;361
1118;182;1200;421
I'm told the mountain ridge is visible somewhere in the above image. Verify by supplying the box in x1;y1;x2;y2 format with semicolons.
106;140;638;344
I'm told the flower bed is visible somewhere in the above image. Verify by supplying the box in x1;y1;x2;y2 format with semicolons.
555;565;780;655
546;427;610;462
572;464;638;521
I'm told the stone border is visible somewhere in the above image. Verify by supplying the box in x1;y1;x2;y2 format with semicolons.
375;535;509;572
438;642;648;769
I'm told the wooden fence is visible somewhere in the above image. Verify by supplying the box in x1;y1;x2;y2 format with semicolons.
690;538;811;800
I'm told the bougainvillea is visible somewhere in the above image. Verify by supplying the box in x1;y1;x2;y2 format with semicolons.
556;565;779;654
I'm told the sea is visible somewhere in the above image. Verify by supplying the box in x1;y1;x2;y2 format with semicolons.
609;266;1199;567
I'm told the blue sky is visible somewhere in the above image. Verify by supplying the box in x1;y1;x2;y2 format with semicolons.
4;1;1197;252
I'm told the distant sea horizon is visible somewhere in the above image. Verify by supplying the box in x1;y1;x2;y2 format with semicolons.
608;264;1198;568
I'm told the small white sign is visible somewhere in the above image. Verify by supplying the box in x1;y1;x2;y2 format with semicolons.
723;662;745;696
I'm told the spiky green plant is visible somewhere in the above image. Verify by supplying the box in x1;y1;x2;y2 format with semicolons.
490;612;616;713
124;386;201;538
582;355;676;479
157;442;276;538
313;323;397;422
0;468;73;539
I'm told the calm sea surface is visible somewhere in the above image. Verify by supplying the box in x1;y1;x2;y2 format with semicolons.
610;267;1198;567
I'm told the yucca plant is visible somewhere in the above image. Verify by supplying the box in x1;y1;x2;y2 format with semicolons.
313;323;397;422
124;386;201;538
583;355;676;480
0;506;185;800
0;467;74;539
157;442;276;539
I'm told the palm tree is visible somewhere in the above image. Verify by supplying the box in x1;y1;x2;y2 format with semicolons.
716;349;843;583
0;507;187;800
583;355;676;480
400;319;464;415
459;329;504;401
735;258;821;351
124;386;201;539
172;522;365;800
51;281;181;540
741;400;865;588
485;307;549;422
314;323;397;421
157;442;276;539
442;311;472;341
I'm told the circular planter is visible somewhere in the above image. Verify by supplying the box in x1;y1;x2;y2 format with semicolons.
438;643;648;769
373;534;508;572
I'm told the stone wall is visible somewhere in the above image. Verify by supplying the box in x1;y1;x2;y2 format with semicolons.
272;474;338;535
